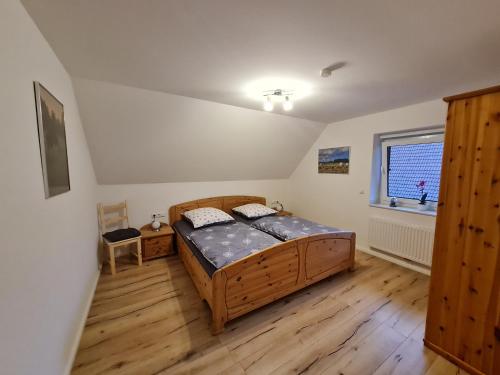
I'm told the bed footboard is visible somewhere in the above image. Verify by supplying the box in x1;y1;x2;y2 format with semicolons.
210;232;355;334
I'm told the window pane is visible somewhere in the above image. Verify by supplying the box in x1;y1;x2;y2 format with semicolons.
387;142;443;202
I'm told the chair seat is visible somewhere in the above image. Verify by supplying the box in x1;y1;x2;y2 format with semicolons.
103;228;141;243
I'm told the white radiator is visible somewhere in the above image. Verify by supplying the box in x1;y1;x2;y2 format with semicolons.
368;217;434;266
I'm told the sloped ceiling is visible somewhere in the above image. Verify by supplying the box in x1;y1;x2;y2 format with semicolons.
21;0;500;123
73;79;325;184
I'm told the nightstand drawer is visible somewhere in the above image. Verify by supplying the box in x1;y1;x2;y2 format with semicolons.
143;236;173;258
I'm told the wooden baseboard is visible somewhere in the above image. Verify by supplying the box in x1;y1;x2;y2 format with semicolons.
357;245;431;275
63;264;101;375
423;339;485;375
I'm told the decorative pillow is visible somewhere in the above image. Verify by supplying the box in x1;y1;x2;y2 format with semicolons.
232;203;277;219
182;207;235;229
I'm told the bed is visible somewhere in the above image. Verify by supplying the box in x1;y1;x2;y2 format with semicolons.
169;195;356;334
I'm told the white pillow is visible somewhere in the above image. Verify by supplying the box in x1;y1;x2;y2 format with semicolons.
182;207;235;229
232;203;277;219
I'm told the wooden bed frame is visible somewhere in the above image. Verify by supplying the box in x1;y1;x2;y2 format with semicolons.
169;195;356;334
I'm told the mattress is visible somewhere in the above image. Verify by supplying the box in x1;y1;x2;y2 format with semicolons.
172;219;281;277
251;215;350;241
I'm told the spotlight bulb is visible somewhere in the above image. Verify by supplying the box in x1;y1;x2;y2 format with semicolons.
283;96;293;111
263;96;273;111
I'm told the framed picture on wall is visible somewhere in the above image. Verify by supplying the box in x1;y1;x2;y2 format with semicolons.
318;146;350;174
34;81;70;198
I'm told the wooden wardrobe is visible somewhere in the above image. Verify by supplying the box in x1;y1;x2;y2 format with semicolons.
425;85;500;375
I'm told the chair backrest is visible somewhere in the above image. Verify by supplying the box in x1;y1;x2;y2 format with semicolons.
97;201;130;236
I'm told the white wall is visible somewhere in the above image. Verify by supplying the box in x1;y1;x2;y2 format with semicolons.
73;78;325;184
98;179;290;228
288;100;447;250
0;1;99;374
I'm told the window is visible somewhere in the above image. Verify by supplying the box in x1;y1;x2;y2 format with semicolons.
379;130;444;209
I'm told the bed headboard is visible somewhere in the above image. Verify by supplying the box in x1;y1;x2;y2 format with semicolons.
168;195;266;224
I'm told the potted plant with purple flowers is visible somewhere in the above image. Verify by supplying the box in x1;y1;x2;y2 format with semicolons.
416;180;429;211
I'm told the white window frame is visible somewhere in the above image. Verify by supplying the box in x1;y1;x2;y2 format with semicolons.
380;130;444;209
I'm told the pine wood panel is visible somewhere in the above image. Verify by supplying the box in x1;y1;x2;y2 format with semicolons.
305;238;351;279
443;84;500;102
101;202;126;214
425;89;500;375
208;232;354;333
225;245;299;315
177;235;213;305
72;253;469;374
142;236;173;258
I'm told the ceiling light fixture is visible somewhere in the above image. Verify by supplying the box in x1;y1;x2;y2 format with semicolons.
244;77;311;113
261;89;294;112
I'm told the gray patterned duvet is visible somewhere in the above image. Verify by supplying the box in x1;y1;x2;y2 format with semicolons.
251;216;346;241
186;222;281;269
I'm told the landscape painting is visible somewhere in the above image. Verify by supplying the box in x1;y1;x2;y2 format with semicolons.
318;146;350;174
34;82;70;198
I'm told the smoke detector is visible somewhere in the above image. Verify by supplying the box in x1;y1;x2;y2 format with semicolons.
320;62;346;78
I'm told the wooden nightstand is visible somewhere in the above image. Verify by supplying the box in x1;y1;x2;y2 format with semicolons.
277;210;293;216
140;222;175;260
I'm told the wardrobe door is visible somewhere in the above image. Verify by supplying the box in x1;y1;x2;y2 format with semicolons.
425;89;500;375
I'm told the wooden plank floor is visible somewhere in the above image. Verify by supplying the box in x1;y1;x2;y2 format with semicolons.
72;251;469;375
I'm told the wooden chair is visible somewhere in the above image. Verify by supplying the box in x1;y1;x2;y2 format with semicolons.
97;201;142;275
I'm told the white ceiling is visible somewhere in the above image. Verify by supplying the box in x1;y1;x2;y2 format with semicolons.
21;0;500;123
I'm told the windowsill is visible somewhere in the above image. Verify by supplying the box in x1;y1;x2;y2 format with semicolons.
369;203;437;217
